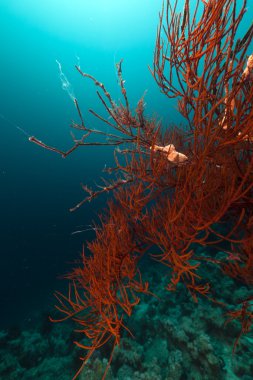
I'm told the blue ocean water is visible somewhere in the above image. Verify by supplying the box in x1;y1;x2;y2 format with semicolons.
0;0;173;327
0;1;252;379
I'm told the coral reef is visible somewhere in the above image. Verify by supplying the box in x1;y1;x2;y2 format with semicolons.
27;0;253;378
0;250;252;379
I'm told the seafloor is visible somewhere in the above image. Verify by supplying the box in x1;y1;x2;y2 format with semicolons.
0;245;252;380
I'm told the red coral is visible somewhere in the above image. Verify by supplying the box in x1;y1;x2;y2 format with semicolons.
30;0;253;378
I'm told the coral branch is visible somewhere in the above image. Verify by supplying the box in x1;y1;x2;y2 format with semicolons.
31;1;253;378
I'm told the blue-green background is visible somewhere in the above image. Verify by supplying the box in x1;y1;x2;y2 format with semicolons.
0;0;172;328
0;0;251;329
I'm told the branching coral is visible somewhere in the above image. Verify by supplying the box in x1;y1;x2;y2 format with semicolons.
30;0;253;378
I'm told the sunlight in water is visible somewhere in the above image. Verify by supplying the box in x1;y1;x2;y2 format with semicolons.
2;0;164;48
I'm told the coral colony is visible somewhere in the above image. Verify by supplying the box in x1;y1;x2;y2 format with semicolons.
30;0;253;379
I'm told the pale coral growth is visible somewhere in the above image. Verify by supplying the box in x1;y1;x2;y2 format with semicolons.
237;131;253;142
222;54;253;132
242;54;253;80
151;144;188;163
152;144;176;154
166;150;188;164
